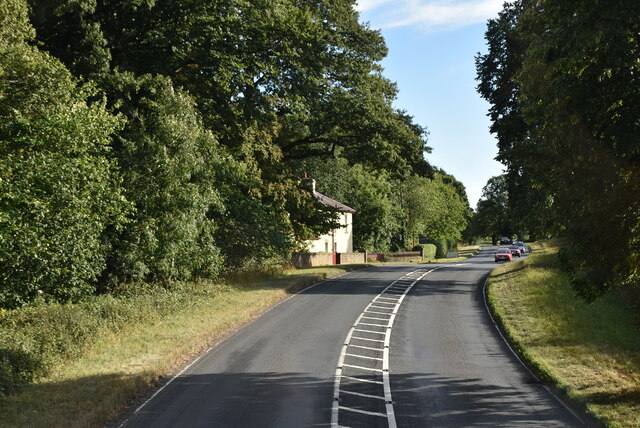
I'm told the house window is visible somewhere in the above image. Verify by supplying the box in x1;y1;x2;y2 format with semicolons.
325;242;329;253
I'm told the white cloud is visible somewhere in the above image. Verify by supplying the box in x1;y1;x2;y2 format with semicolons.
359;0;504;30
355;0;395;12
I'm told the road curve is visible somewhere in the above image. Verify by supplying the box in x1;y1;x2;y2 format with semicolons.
118;248;586;427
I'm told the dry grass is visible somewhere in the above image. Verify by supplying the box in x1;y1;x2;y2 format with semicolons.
486;241;640;427
0;264;365;428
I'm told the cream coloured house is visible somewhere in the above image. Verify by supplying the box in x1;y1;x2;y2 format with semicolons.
303;179;355;254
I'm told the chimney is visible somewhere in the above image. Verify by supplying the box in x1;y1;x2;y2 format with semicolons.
302;176;316;194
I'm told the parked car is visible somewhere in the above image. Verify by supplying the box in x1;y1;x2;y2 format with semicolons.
508;246;522;257
495;248;513;262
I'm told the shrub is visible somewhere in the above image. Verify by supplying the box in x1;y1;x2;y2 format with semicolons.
435;239;448;258
413;244;436;259
0;281;213;395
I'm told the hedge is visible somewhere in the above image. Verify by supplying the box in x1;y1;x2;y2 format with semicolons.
413;244;437;259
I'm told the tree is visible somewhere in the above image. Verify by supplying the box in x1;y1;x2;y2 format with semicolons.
292;158;401;252
471;176;512;245
0;0;128;308
28;0;431;173
100;72;230;283
398;175;469;249
27;0;433;267
515;0;640;300
478;0;640;301
475;0;558;239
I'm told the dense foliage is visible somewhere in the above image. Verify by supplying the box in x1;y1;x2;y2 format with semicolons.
0;0;129;308
293;158;469;252
0;0;470;309
476;0;640;300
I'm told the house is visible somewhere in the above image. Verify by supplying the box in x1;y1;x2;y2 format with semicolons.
303;178;355;254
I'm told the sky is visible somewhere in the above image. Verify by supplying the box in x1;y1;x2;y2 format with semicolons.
355;0;506;208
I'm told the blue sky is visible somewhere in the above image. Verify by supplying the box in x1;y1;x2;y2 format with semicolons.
355;0;506;208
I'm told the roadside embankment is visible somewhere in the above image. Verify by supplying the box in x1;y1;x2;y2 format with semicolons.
0;264;367;428
486;241;640;427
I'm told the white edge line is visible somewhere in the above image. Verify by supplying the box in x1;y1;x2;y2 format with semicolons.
122;269;358;427
482;279;587;426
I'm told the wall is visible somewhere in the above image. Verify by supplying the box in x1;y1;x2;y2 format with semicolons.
338;252;366;265
291;251;365;268
291;252;333;268
306;212;353;254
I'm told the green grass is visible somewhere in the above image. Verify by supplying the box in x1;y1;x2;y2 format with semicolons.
419;245;480;264
0;264;366;428
486;241;640;427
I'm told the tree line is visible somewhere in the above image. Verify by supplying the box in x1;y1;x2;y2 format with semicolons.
473;0;639;301
0;0;469;309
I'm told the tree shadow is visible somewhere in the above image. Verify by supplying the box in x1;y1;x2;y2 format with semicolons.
392;372;586;427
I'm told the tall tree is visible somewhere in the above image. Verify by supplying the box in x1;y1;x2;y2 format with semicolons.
0;0;128;308
479;0;640;300
515;0;640;300
471;175;512;245
27;0;433;269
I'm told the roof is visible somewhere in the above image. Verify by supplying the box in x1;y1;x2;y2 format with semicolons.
313;191;356;213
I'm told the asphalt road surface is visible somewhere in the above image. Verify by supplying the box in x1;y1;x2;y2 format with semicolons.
119;247;587;427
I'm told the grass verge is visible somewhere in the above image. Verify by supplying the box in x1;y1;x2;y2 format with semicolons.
0;264;366;428
486;241;640;427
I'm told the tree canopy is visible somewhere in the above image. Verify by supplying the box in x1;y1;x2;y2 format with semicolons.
476;0;640;300
0;0;469;308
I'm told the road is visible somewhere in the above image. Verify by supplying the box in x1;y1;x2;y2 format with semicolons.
119;247;586;427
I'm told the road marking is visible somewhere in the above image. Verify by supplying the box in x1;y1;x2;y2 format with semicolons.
365;310;393;316
369;305;394;310
361;315;389;321
342;364;384;373
348;344;383;352
331;268;438;428
338;406;387;417
345;353;384;362
340;390;386;400
370;301;395;307
375;297;399;302
353;328;385;335
350;336;385;343
357;321;387;327
340;375;384;385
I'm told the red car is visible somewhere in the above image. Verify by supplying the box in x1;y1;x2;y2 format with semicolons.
495;248;513;262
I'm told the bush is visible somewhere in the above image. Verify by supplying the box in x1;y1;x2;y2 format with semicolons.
0;281;212;395
435;239;448;258
413;244;436;259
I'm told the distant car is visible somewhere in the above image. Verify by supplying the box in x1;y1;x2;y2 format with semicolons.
495;248;513;262
514;241;527;254
508;246;522;257
499;236;511;245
